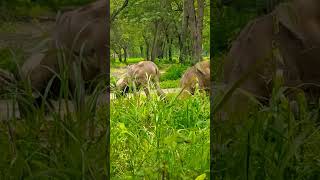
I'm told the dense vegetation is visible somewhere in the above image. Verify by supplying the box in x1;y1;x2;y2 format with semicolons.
213;77;320;179
0;0;95;20
212;0;320;179
111;92;209;179
0;1;109;179
2;0;317;179
110;0;211;179
111;0;210;65
0;49;109;179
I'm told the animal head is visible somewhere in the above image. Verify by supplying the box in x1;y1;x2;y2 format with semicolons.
195;61;210;77
116;77;130;96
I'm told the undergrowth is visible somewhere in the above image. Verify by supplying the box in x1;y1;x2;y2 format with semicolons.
0;46;108;179
111;92;210;179
212;72;320;179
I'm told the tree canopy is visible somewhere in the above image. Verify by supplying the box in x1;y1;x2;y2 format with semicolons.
111;0;210;64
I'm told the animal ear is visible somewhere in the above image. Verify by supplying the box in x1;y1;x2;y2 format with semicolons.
275;3;305;42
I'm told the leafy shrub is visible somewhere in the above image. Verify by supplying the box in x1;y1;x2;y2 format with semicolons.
110;75;117;86
29;5;51;18
0;48;23;73
161;64;189;81
160;79;179;89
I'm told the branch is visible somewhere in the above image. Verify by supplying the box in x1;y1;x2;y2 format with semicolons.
111;0;129;22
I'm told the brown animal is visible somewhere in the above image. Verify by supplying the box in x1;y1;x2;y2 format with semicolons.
54;0;108;80
116;61;165;98
222;0;320;116
22;0;108;96
180;60;210;95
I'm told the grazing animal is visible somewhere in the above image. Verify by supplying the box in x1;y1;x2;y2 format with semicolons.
221;0;320;116
180;60;210;95
21;0;108;97
116;61;165;98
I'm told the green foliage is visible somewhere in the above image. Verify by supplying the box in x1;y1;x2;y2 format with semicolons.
111;93;210;179
212;4;257;53
111;75;117;87
161;64;189;81
111;0;210;63
0;0;95;20
28;5;51;18
213;81;320;179
0;46;108;179
0;22;17;33
111;57;144;67
0;48;24;73
160;79;180;89
0;48;15;71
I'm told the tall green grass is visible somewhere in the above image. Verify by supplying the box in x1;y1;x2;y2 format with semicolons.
0;46;108;179
160;79;180;89
111;92;210;179
213;72;320;179
0;48;24;73
160;64;189;82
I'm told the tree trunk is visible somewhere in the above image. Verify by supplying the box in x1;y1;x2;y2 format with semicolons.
188;0;198;64
178;34;182;63
197;0;204;60
119;48;122;62
186;0;204;65
169;38;173;62
124;47;127;63
165;31;170;61
113;52;116;62
151;21;160;62
143;34;151;60
179;0;205;65
179;0;190;64
146;44;150;60
158;40;165;59
140;46;144;58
